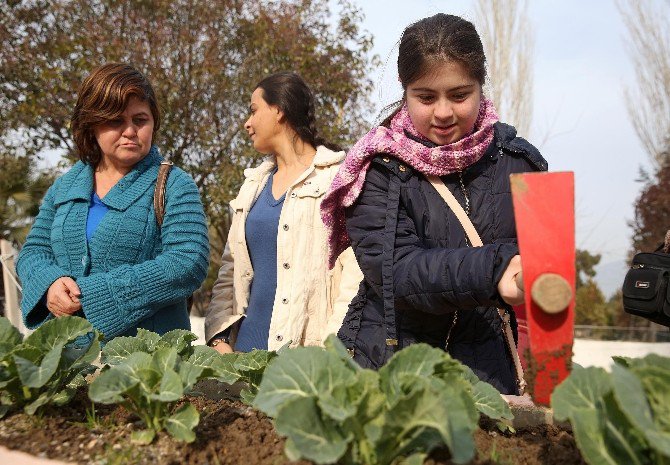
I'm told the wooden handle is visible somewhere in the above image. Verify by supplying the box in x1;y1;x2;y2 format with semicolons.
515;272;572;314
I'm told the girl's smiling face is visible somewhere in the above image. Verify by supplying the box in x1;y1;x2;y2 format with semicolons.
405;61;481;146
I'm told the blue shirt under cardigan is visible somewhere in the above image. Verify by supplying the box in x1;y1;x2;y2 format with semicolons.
16;147;210;341
235;171;285;352
86;192;109;242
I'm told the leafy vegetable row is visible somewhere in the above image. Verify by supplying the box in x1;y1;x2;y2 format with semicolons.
0;316;514;464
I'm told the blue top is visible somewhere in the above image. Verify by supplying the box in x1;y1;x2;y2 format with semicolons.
16;147;210;342
86;192;109;242
235;171;285;352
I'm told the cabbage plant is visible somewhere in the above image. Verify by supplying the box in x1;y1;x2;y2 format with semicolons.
100;328;199;365
100;328;276;403
213;349;279;404
0;316;101;417
552;354;670;465
89;328;221;444
253;336;512;465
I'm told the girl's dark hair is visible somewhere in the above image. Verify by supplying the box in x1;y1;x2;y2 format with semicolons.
71;63;161;166
255;72;341;152
381;14;486;126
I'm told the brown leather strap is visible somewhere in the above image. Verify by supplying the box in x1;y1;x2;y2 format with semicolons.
153;161;194;312
500;311;527;394
427;175;483;246
154;161;173;228
427;174;526;395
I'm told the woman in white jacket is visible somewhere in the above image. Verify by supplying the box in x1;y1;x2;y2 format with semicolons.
205;72;363;353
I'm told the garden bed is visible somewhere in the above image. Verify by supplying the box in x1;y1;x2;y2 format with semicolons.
1;318;668;465
0;390;585;465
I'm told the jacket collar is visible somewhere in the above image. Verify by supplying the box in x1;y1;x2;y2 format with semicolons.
313;145;345;167
473;122;518;167
242;145;345;181
494;122;518;147
53;146;163;210
493;122;547;171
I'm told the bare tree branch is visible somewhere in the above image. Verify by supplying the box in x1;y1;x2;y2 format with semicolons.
617;0;670;167
475;0;535;138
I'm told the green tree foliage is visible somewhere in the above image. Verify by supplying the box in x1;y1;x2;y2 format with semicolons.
574;249;619;327
0;0;377;292
0;152;55;244
609;290;639;329
575;249;601;289
575;249;603;325
574;280;614;327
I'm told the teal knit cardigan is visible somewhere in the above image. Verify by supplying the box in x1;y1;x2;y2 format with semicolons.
16;147;210;341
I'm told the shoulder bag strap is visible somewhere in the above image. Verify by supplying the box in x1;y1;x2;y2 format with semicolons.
426;175;483;247
154;161;174;228
153;161;194;310
426;174;526;395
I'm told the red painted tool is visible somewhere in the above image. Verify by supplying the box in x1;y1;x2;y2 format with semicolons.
510;171;575;406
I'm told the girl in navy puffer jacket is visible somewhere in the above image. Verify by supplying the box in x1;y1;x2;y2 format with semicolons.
321;14;547;394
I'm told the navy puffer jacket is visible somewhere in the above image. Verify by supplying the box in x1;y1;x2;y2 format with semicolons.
337;122;547;394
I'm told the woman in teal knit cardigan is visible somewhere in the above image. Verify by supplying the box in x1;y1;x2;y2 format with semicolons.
16;63;209;342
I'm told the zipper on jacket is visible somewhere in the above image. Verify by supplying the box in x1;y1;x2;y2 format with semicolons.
458;172;471;247
631;263;667;271
446;171;472;347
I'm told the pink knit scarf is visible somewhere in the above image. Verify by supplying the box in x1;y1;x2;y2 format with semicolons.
321;97;499;268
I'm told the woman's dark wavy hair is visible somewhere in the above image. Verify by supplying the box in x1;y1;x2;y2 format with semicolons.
255;72;341;152
71;63;161;166
380;13;487;126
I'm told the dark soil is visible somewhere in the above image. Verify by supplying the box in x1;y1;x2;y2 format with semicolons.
428;418;586;465
0;392;586;465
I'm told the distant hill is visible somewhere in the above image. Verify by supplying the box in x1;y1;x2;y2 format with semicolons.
594;259;628;298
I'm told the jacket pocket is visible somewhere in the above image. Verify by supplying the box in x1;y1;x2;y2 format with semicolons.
228;198;247;248
293;180;328;229
294;180;326;199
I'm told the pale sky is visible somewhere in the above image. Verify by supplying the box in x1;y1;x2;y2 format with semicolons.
356;0;652;294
